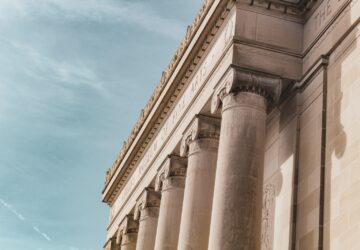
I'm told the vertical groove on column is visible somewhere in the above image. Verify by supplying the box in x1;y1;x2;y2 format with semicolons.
318;63;328;250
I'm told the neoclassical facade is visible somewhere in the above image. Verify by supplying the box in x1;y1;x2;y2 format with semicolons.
102;0;360;249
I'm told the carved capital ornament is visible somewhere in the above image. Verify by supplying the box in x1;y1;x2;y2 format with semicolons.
180;115;221;157
116;215;138;245
133;188;161;221
211;67;283;114
155;155;187;192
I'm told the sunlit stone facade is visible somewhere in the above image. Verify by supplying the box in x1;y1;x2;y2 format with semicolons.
102;0;360;249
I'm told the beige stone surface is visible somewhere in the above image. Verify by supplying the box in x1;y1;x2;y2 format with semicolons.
261;99;298;250
323;25;360;250
134;188;160;250
116;215;138;250
208;92;267;250
102;1;360;249
235;8;303;53
296;91;323;250
154;156;187;250
177;115;220;250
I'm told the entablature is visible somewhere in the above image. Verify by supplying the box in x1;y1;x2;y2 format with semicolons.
102;0;341;207
102;0;236;205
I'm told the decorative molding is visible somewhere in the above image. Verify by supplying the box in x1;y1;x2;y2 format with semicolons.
104;0;235;208
180;114;221;157
103;0;320;205
104;0;218;188
237;0;317;16
155;155;187;192
211;67;283;113
133;188;161;221
116;215;139;245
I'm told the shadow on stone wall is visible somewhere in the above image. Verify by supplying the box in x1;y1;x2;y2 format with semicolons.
323;4;356;247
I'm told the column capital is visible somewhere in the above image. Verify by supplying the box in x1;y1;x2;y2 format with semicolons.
116;214;138;245
211;67;283;114
180;114;220;157
155;155;187;192
134;187;161;221
103;237;116;250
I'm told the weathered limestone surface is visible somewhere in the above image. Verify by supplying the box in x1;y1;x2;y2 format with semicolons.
208;91;268;249
295;73;324;250
134;188;160;250
261;95;298;250
177;115;220;250
235;8;303;53
323;26;360;250
116;215;138;250
102;0;360;249
120;234;137;250
154;155;187;250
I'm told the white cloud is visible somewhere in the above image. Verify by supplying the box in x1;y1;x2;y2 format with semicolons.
0;0;184;40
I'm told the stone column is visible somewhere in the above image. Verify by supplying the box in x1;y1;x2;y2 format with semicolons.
134;187;161;250
104;237;116;250
116;215;139;250
154;155;187;250
177;114;220;250
208;68;282;250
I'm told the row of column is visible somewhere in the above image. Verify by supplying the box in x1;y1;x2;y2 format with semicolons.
107;70;281;250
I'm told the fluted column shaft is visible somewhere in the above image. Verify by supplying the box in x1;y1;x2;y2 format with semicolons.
154;155;187;250
208;92;267;250
134;188;160;250
177;115;220;250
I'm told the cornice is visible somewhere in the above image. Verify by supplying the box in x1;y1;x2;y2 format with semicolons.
103;0;218;192
102;0;236;205
237;0;317;16
102;0;322;205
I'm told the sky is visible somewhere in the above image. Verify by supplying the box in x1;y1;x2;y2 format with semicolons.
0;0;203;249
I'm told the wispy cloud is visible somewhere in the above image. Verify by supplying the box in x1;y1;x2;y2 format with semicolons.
8;40;105;92
33;226;52;242
0;0;184;40
0;198;26;221
0;198;52;242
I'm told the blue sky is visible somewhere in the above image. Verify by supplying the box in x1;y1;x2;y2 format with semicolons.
0;1;202;249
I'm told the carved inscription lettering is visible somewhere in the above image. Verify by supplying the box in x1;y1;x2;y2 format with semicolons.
110;15;235;220
304;0;346;48
314;0;333;28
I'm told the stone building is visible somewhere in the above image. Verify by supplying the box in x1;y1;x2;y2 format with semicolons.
102;0;360;249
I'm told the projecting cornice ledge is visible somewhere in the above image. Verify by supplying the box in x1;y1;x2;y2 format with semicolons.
211;66;286;114
102;0;220;194
236;0;317;16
